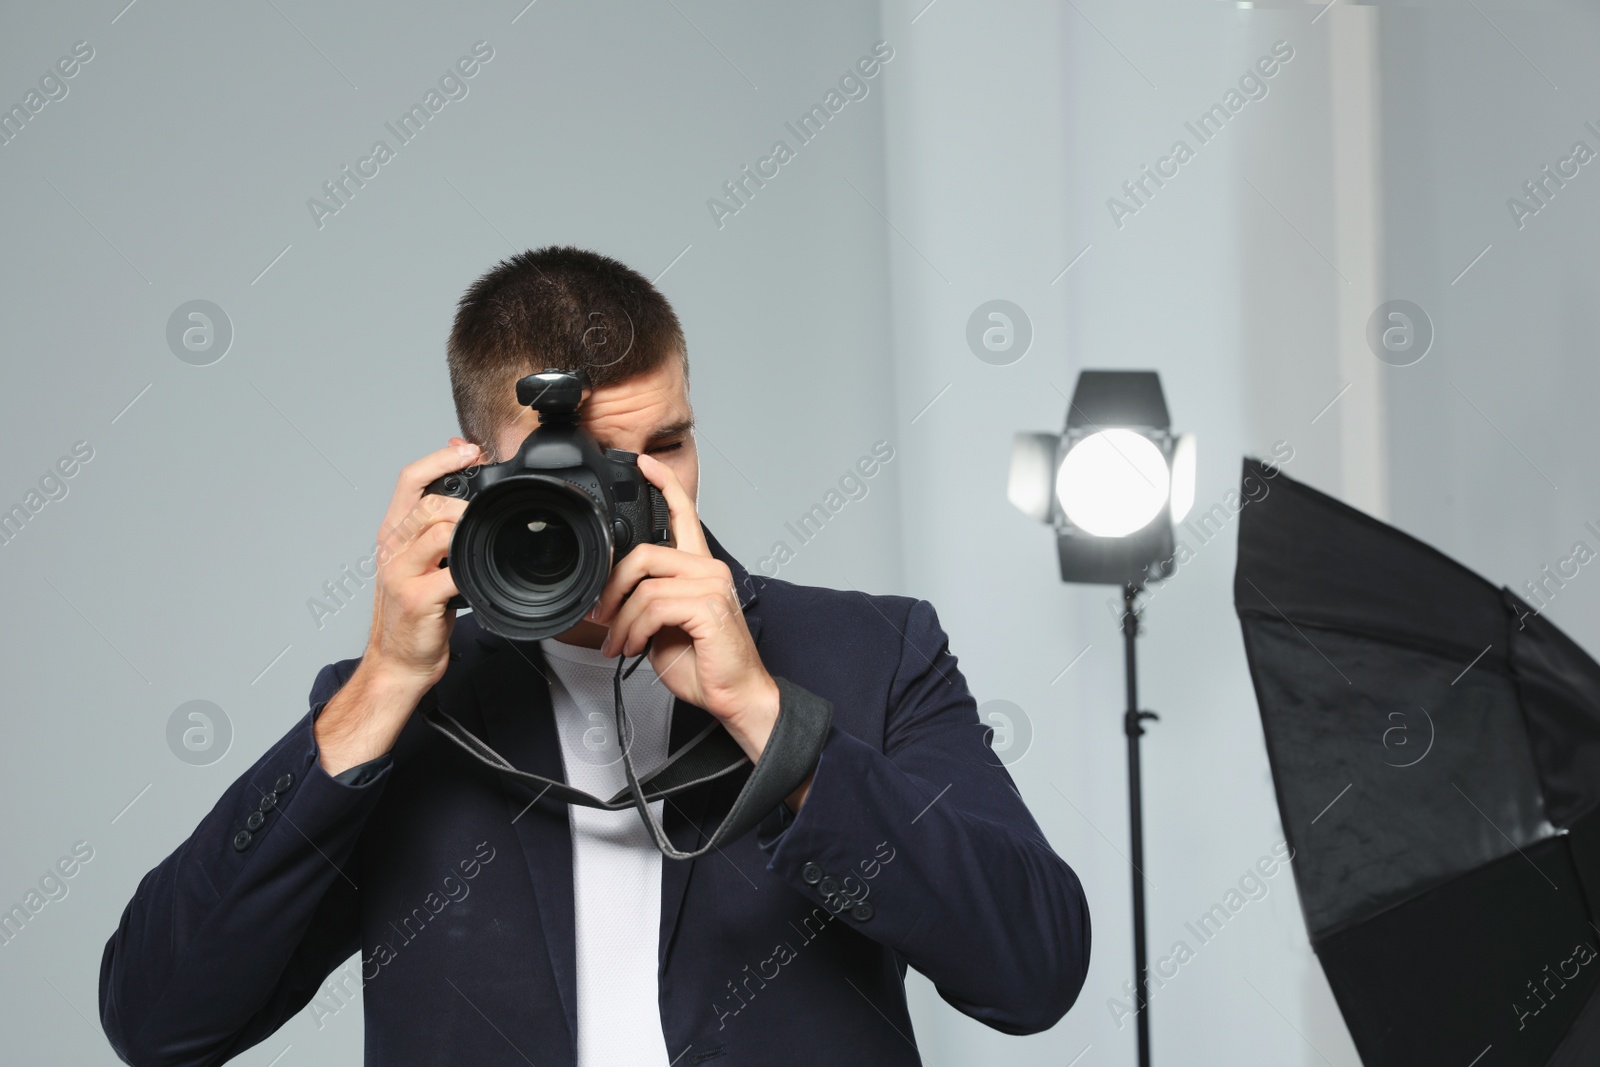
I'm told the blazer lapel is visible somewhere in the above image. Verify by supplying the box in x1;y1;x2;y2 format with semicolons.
657;697;716;967
658;530;766;968
468;635;579;1048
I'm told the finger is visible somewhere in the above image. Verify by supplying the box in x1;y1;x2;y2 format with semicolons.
386;514;459;580
380;441;482;538
374;560;461;624
608;594;721;659
408;562;461;611
603;577;730;652
378;494;467;560
637;453;708;557
592;544;731;624
593;545;728;622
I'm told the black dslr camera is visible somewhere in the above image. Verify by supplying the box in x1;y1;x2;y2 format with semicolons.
424;369;670;641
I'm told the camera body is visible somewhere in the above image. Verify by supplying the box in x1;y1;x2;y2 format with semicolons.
424;369;670;641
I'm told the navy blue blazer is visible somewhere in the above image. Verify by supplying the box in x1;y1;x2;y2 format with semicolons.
100;531;1090;1065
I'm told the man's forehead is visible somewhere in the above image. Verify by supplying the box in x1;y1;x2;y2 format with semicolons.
582;410;693;450
581;377;689;436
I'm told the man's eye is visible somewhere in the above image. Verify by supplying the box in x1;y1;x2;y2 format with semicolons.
648;441;683;455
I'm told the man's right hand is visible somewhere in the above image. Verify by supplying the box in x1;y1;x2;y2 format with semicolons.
314;440;481;777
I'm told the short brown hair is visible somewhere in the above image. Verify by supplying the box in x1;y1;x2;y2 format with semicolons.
447;246;687;453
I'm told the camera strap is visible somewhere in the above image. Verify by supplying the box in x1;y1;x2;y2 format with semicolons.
420;652;832;860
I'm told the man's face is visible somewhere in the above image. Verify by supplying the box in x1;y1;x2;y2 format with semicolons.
489;357;699;504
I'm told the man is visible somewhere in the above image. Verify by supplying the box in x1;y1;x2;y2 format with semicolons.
99;247;1091;1066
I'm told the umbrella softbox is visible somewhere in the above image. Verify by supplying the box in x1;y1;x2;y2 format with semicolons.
1233;458;1600;1066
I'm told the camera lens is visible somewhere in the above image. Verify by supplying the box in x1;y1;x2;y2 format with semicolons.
499;508;580;585
450;475;612;641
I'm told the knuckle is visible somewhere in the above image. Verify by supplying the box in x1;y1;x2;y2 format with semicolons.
389;512;422;543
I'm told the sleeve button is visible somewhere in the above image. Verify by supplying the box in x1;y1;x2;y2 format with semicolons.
258;792;278;813
232;830;252;851
801;862;823;885
818;876;840;897
851;902;875;922
274;772;295;792
246;811;265;831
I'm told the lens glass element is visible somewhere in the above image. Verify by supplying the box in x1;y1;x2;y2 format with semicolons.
500;509;580;585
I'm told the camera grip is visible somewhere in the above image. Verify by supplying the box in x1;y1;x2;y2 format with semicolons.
420;474;471;611
645;482;670;544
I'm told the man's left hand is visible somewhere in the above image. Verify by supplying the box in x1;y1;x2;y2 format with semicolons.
591;454;809;807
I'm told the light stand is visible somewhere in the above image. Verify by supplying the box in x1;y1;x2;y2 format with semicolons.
1007;370;1193;1067
1122;583;1158;1067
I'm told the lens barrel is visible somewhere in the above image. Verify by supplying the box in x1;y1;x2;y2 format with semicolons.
449;474;612;641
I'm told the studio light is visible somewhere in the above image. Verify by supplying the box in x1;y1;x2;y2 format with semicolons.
1008;370;1195;585
1008;369;1192;1067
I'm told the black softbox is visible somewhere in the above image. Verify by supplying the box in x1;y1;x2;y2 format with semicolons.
1233;458;1600;1066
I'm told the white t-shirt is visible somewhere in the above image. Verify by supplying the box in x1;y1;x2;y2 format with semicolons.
539;638;674;1067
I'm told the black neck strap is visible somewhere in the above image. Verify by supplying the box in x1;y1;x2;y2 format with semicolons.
421;653;831;860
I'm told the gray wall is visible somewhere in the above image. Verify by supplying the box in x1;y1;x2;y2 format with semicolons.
0;2;898;1063
883;1;1600;1065
4;1;1597;1065
884;5;1358;1063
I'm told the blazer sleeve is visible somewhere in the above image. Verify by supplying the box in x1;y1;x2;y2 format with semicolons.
760;599;1092;1035
99;660;389;1067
